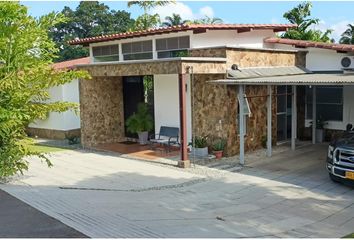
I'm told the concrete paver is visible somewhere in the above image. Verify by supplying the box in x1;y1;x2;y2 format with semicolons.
1;144;354;237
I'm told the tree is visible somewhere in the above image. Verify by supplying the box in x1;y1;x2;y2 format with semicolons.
339;24;354;44
50;1;135;62
127;0;175;30
0;2;90;178
188;16;223;24
282;2;332;42
162;14;188;27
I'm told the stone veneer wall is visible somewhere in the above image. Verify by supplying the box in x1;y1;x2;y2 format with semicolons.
191;73;277;156
191;48;301;156
80;76;125;147
26;128;80;140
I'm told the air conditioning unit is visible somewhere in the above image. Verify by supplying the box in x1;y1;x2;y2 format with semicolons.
341;56;354;69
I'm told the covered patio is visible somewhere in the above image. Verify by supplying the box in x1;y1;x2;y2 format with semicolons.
210;67;354;165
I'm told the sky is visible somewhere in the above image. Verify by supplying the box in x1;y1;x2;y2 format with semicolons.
21;1;354;42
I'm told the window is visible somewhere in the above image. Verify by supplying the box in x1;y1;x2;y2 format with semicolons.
306;86;343;121
122;40;153;60
92;44;119;62
156;36;190;59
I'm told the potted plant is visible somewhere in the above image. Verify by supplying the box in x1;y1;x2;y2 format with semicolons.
190;136;209;157
212;138;226;159
126;103;153;145
311;117;327;143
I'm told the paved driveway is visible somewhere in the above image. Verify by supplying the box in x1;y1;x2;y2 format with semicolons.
1;144;354;238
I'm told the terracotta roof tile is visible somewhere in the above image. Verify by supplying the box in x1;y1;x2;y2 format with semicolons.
53;57;90;70
264;37;354;52
68;24;297;45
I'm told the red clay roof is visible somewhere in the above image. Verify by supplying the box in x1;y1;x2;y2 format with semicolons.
53;57;90;70
265;37;354;52
68;24;297;45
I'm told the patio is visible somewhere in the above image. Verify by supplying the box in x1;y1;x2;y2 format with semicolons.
93;141;180;161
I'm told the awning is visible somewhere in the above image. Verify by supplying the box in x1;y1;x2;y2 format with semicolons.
210;72;354;85
227;66;311;79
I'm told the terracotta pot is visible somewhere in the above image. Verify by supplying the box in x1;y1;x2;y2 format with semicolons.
213;150;223;159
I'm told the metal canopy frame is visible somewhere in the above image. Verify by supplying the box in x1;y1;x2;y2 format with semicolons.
213;72;354;165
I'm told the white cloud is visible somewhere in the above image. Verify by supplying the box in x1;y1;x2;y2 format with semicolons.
198;6;214;18
150;2;218;22
314;20;352;42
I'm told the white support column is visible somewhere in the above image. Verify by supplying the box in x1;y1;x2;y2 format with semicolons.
238;85;245;165
266;85;272;157
312;86;317;144
291;85;297;150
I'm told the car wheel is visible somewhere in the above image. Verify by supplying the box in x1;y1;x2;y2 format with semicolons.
329;173;341;183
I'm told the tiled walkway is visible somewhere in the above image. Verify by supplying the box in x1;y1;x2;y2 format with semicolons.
1;144;354;238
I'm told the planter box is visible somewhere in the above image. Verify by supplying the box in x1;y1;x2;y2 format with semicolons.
191;147;208;157
316;129;324;143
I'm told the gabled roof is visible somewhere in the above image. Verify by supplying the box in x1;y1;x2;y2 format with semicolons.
53;57;90;70
265;37;354;52
68;24;297;46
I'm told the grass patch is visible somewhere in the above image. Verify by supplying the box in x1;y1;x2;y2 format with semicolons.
28;144;69;153
343;233;354;238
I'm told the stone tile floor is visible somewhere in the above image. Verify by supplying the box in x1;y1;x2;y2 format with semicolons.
1;143;354;238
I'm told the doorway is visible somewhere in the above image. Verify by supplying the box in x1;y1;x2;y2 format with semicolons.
277;86;292;143
122;76;154;138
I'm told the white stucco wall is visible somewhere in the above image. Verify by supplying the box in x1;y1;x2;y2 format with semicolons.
191;29;275;49
153;74;192;143
89;29;277;63
29;79;80;131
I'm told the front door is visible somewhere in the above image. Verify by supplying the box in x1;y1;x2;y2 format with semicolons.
277;86;292;142
123;76;145;138
122;76;155;138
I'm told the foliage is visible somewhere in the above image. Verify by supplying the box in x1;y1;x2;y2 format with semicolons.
190;136;209;148
339;24;354;44
162;14;188;27
0;2;90;178
28;144;69;153
133;13;161;31
49;1;135;61
282;2;333;42
188;16;223;24
310;117;327;129
126;103;154;133
212;138;226;151
128;0;175;30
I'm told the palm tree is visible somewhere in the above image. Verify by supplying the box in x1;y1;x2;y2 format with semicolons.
339;24;354;44
189;16;223;24
127;0;175;30
162;14;188;27
282;2;332;43
127;1;174;14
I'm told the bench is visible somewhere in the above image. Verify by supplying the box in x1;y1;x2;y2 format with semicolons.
149;126;179;152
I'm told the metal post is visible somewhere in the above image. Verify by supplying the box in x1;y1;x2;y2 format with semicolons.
312;86;317;144
291;85;297;150
267;85;272;157
178;73;190;168
239;85;245;165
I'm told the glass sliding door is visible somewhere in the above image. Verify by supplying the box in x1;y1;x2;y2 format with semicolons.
276;86;292;143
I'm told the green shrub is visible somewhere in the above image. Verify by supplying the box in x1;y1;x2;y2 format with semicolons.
126;103;153;133
212;138;226;151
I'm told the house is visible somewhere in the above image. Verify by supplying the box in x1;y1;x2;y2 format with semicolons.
68;24;354;167
27;57;90;139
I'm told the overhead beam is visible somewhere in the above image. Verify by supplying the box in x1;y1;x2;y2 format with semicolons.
267;85;272;157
